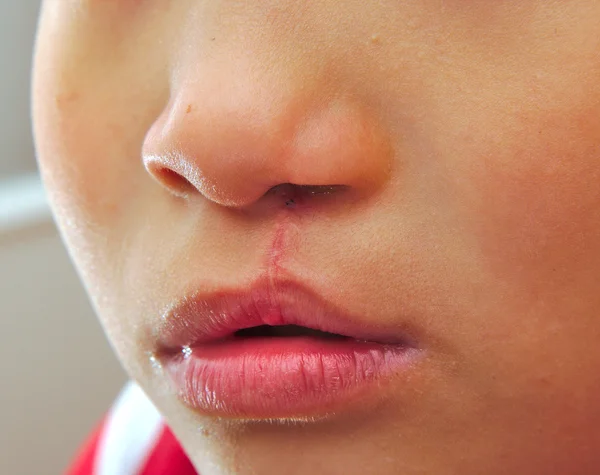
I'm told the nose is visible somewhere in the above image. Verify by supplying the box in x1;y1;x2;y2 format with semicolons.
142;62;392;209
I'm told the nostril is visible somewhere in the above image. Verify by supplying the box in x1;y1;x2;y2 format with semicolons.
266;183;348;207
255;182;351;211
160;168;197;195
147;164;197;198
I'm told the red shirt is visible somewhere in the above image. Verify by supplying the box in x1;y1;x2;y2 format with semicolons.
66;383;197;475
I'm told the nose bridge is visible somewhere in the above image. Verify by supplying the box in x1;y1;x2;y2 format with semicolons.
142;52;392;207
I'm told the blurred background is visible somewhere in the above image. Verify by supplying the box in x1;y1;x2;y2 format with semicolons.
0;2;127;474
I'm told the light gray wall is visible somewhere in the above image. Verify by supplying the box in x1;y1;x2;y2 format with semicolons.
0;218;126;475
0;0;41;177
0;3;128;473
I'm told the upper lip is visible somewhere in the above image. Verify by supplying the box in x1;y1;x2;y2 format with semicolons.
154;277;417;352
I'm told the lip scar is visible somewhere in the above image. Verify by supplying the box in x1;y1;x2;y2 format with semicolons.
267;221;288;269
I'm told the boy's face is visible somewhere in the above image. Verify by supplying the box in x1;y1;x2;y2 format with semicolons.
33;1;600;474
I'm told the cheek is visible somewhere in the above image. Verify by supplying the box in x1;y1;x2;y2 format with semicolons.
470;104;600;291
35;87;139;250
449;98;600;396
33;30;168;245
442;102;600;454
415;84;600;371
33;0;171;228
33;70;169;352
34;80;161;375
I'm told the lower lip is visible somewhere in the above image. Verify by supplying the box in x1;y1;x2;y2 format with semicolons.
162;337;419;418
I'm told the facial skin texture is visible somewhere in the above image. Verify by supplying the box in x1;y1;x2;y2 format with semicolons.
32;0;600;473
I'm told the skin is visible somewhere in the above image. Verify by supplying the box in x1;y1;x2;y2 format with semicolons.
32;0;600;474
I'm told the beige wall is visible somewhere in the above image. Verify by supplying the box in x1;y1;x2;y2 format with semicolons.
0;191;126;475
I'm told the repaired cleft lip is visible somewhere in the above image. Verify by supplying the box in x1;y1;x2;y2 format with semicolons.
152;276;424;418
154;277;418;351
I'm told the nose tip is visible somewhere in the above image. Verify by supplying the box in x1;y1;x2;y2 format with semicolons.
142;89;392;209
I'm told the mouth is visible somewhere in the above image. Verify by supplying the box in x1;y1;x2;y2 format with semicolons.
154;279;422;419
234;324;351;340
